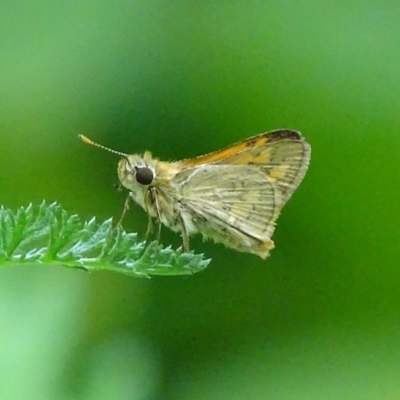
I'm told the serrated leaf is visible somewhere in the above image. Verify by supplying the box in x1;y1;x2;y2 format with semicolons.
0;202;211;277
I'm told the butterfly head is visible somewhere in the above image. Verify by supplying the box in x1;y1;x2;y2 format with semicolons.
78;134;156;192
118;152;156;191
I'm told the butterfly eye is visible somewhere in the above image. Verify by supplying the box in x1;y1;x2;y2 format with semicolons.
135;167;154;185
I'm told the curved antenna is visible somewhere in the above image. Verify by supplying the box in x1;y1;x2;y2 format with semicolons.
78;134;128;158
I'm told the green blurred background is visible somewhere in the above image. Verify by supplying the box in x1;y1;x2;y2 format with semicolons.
1;1;400;399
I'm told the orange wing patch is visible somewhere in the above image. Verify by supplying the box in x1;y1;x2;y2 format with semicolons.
180;129;302;167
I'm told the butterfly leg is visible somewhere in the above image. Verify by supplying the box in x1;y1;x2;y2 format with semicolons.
143;215;154;250
181;220;190;252
145;215;154;238
116;193;131;228
146;187;162;256
148;187;162;241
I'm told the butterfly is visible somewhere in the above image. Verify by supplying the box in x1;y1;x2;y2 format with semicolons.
79;129;311;258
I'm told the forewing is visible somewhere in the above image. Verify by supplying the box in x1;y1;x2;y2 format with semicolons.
181;129;311;205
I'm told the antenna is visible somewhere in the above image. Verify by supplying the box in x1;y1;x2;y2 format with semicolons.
78;134;128;158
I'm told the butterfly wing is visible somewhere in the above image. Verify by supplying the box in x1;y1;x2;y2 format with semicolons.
181;129;311;206
174;164;281;258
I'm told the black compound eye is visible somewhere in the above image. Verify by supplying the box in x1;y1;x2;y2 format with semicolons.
135;167;154;185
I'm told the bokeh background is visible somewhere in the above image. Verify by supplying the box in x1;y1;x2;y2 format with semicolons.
1;1;400;399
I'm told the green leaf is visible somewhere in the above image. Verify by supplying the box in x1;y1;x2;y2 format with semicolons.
0;202;210;277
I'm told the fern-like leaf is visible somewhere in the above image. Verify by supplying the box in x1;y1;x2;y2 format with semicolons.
0;202;210;277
